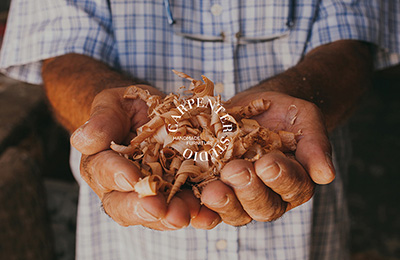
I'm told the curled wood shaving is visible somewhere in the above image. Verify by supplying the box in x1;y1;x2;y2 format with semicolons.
227;99;271;119
134;175;162;197
111;71;300;202
167;159;201;203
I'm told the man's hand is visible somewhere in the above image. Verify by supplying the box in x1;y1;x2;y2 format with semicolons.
42;54;221;230
199;40;372;226
200;91;334;225
70;86;221;230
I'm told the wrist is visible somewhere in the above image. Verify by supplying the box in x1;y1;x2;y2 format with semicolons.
42;54;138;132
245;40;372;131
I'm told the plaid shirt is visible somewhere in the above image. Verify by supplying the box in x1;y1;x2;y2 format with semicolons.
1;1;399;259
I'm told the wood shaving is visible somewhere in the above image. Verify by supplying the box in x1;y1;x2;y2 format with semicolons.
111;71;299;202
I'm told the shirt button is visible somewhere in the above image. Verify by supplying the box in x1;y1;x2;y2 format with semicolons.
215;82;224;94
216;239;227;250
210;4;223;16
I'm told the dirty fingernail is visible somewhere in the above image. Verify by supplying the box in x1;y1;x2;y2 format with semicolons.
115;173;134;191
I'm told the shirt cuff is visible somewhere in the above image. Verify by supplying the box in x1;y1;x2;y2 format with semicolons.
0;0;117;85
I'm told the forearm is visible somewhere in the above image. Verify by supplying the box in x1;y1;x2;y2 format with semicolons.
243;40;373;131
42;53;137;133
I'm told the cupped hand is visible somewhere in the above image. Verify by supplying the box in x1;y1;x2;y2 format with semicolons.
70;86;221;230
201;91;335;226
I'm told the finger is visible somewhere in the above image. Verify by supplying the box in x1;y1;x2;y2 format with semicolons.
102;191;191;230
176;189;221;229
175;189;200;218
102;191;167;227
80;150;141;196
71;88;129;154
71;88;148;155
201;180;252;226
296;135;335;184
289;102;335;184
158;196;191;230
254;151;315;210
220;159;287;222
191;206;222;229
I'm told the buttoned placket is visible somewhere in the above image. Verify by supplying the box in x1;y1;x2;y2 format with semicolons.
206;224;239;260
200;0;240;100
202;2;240;257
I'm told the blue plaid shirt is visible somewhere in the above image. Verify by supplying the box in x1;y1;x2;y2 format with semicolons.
1;1;399;259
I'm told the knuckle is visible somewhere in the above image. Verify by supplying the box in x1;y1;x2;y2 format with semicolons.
247;192;287;222
304;101;320;114
102;191;135;227
263;201;287;222
95;88;114;100
80;151;112;191
80;154;94;183
223;215;252;227
285;183;315;207
101;192;122;224
306;102;326;123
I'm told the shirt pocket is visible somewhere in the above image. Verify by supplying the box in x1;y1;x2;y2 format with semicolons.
239;0;291;40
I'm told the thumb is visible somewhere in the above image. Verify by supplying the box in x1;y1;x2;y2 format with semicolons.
70;89;131;155
289;100;336;185
295;132;336;185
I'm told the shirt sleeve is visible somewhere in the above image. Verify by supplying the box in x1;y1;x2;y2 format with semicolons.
0;0;118;85
305;0;400;70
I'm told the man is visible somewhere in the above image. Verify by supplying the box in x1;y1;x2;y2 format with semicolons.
1;0;399;259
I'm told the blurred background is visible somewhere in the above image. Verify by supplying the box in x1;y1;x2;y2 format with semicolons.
0;1;399;259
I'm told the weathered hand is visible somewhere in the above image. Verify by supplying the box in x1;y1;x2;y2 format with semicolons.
70;86;221;230
200;91;335;226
